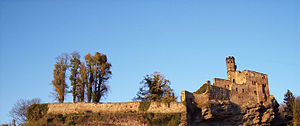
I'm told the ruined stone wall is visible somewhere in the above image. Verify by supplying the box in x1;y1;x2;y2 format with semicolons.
228;70;270;105
47;102;185;115
209;86;230;100
230;83;257;105
213;78;230;89
47;102;140;114
147;102;185;113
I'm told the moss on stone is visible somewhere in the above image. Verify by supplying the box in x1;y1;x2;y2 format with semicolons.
26;104;48;122
194;83;211;94
139;101;151;112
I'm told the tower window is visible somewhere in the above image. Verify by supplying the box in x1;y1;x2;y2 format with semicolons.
254;91;257;95
236;88;238;92
233;79;235;83
242;89;244;93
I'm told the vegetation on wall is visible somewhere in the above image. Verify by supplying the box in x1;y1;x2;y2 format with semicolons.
144;113;181;126
9;98;41;125
26;104;48;122
25;112;181;126
194;82;211;94
139;101;151;112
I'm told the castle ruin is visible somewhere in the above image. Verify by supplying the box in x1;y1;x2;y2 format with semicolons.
214;56;271;105
182;56;272;106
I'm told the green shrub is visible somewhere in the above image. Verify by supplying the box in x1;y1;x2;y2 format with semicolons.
144;113;181;126
26;104;48;121
194;83;211;94
139;101;151;112
125;110;137;113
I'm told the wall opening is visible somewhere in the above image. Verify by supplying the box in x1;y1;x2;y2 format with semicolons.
262;84;266;94
242;89;244;93
233;79;235;83
236;88;238;92
254;91;257;95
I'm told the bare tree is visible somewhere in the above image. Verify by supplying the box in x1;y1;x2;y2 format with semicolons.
9;98;41;125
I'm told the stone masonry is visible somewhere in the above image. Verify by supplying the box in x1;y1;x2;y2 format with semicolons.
214;56;271;106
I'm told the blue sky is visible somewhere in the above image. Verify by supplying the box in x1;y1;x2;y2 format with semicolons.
0;0;299;124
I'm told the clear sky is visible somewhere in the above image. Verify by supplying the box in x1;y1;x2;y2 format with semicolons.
0;0;299;124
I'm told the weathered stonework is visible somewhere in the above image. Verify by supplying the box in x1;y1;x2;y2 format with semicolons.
47;102;185;115
181;56;279;126
217;56;271;106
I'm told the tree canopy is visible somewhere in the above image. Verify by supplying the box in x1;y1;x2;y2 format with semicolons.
134;72;177;103
51;54;69;103
50;51;111;103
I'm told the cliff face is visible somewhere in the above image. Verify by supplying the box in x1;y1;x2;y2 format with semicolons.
186;95;280;126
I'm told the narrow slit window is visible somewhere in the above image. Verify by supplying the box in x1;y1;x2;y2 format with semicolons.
262;84;266;94
242;89;244;93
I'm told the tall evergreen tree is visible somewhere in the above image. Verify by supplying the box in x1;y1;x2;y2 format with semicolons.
51;54;69;103
284;89;295;125
69;51;81;103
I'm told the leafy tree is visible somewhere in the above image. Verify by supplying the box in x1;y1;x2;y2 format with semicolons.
78;62;87;102
84;52;111;103
9;98;41;125
69;51;81;103
51;54;69;103
283;89;295;125
84;53;94;103
92;52;112;102
134;72;177;102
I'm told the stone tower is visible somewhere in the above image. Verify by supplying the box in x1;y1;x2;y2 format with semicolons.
226;56;236;71
226;56;237;80
226;56;236;72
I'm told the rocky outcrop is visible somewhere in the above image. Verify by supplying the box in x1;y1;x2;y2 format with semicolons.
186;96;280;126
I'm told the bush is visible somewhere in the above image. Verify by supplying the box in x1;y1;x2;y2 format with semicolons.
144;113;181;126
194;83;211;94
26;104;48;121
139;101;151;112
